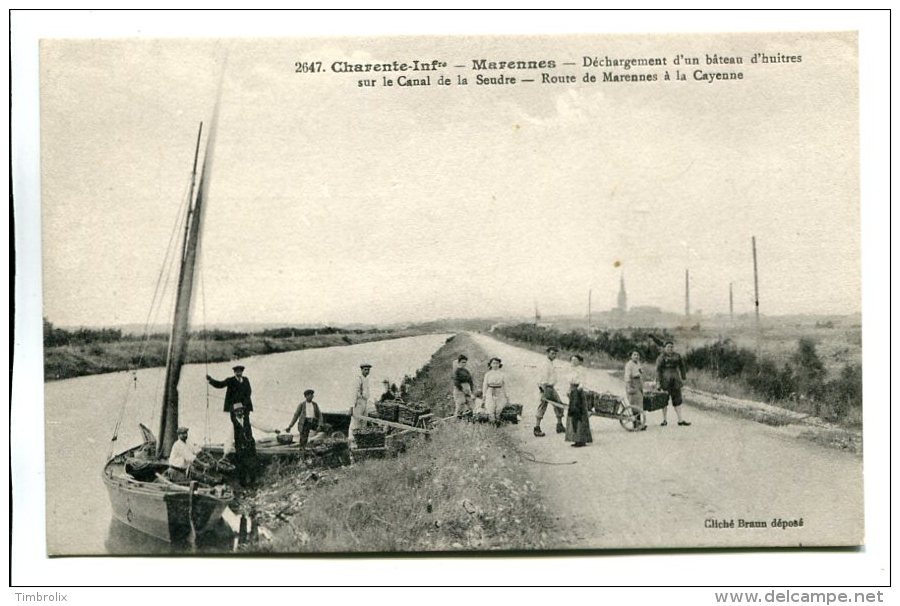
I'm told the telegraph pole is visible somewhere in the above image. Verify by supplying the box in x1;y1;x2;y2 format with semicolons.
685;269;691;319
587;289;592;330
729;282;734;327
752;236;761;355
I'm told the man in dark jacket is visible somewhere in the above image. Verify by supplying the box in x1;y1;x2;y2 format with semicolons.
229;403;258;486
207;365;254;436
452;354;476;417
655;342;691;427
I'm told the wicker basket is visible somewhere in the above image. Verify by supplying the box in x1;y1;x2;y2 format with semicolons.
353;427;386;449
375;401;400;422
643;390;670;412
591;392;622;415
398;403;431;426
499;404;521;423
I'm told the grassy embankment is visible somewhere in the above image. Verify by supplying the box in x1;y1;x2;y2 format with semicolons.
240;333;556;553
43;329;426;381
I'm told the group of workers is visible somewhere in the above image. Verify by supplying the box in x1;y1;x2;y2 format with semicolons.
166;341;693;481
450;341;691;448
166;361;394;484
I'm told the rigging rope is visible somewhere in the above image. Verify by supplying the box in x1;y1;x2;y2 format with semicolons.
108;175;194;454
201;262;212;446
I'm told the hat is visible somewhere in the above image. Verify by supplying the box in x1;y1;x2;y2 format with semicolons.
571;354;584;362
488;357;503;368
546;346;558;353
304;389;315;396
664;340;674;346
457;354;468;362
360;362;372;369
232;402;245;412
232;365;245;372
177;426;189;434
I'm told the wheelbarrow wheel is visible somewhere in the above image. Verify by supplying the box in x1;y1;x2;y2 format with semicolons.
619;405;646;432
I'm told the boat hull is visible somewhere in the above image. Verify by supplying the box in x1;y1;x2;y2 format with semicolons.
103;448;232;543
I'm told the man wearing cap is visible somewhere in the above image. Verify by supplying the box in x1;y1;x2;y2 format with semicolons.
451;354;476;418
348;362;372;445
655;341;691;427
285;389;326;447
167;426;199;481
207;365;254;437
535;346;566;437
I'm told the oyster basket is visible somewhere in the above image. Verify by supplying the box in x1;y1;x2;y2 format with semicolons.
643;390;670;412
593;393;622;415
375;401;400;423
353;427;386;449
499;403;522;423
398;403;431;426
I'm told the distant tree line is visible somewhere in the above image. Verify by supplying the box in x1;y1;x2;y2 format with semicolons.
494;323;861;423
43;318;388;348
43;318;126;347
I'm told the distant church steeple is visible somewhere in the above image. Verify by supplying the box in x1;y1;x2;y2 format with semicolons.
617;273;627;313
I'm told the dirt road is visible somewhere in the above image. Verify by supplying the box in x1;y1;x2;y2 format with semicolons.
470;333;864;549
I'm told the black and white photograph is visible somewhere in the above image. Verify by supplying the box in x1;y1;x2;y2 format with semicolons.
10;9;891;593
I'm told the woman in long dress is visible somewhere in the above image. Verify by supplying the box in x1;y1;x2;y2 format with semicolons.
482;357;509;425
565;354;592;447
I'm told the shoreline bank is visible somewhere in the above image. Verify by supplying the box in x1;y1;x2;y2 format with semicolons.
43;329;428;381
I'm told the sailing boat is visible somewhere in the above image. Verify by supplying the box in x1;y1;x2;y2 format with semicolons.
102;102;232;543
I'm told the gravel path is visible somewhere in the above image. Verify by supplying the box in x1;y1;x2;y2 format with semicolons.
470;332;864;549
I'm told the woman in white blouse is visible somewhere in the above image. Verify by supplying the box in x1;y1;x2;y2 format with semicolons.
482;357;509;424
624;351;647;431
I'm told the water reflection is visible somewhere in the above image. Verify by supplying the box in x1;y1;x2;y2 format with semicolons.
105;508;261;555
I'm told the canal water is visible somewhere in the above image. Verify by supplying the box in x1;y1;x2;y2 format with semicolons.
44;333;451;555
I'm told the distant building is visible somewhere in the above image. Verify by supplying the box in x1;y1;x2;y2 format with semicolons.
617;273;627;313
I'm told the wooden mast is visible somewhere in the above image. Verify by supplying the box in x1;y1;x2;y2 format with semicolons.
158;87;223;457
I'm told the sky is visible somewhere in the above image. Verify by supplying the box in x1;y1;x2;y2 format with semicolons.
39;32;860;327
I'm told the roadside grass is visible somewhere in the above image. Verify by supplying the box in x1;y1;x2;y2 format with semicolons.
256;422;551;553
244;332;555;553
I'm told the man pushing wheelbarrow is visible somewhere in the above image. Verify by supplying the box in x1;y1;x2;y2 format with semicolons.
534;346;566;437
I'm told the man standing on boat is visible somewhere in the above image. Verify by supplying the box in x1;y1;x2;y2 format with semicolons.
348;362;372;446
167;426;199;481
207;365;254;437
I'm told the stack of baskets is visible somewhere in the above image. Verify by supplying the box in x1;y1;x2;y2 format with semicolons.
353;426;386;449
643;390;669;412
375;400;400;422
398;403;431;426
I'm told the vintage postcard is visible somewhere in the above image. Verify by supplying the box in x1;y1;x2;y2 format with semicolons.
34;29;866;564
